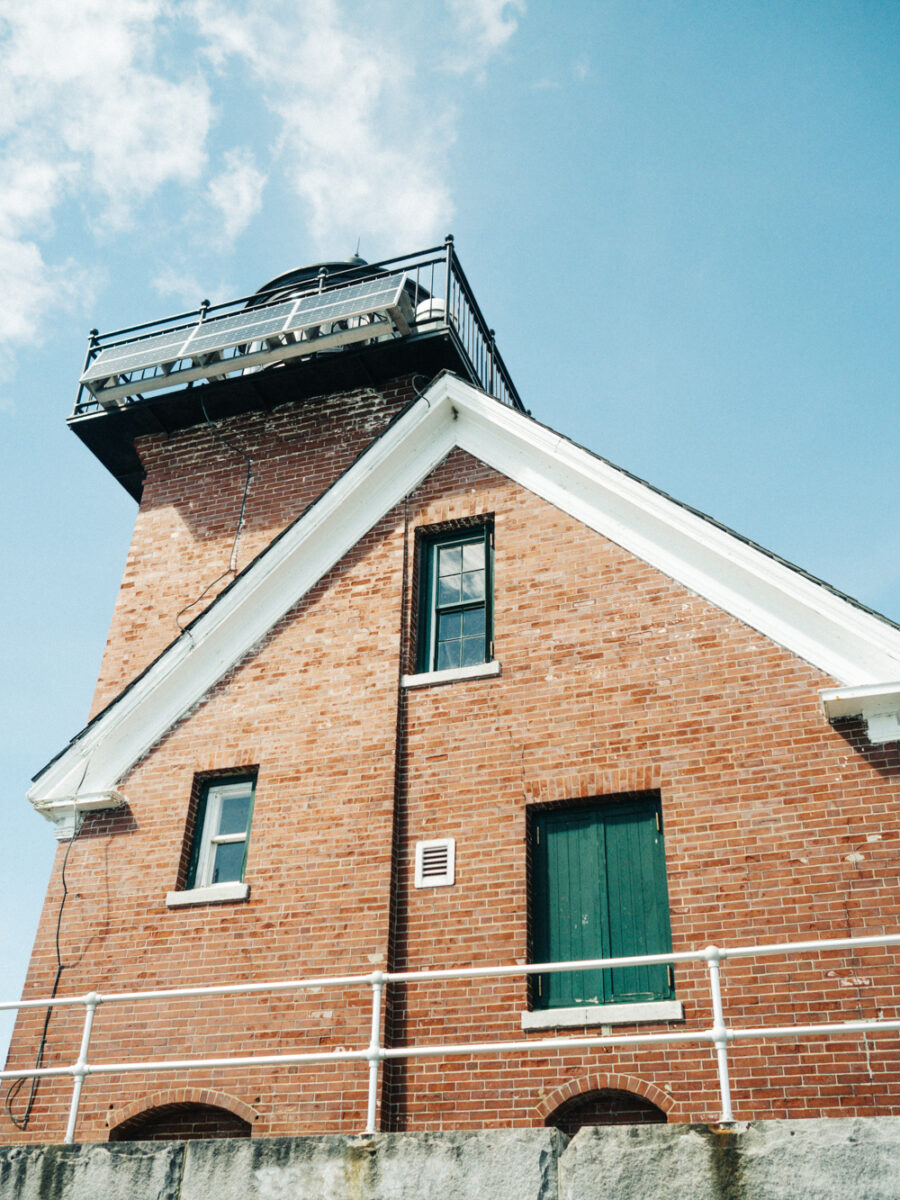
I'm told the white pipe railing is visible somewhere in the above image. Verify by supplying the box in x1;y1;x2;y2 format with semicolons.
2;933;898;1143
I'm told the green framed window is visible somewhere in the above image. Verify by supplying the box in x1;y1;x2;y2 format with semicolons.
417;525;493;673
186;776;256;889
530;795;674;1009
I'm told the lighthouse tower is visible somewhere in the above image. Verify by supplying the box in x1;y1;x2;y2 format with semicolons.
6;238;900;1146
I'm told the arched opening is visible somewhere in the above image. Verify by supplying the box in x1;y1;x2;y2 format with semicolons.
545;1088;668;1135
109;1102;252;1142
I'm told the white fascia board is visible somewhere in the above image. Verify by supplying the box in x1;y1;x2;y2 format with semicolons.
29;375;900;810
443;377;900;687
820;682;900;744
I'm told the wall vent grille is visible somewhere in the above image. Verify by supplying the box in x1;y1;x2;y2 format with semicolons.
414;838;456;888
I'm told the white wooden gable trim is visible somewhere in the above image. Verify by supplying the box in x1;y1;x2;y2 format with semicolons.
29;374;900;816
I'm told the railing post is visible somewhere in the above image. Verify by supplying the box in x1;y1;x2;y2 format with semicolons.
704;947;734;1124
65;992;99;1144
365;972;385;1134
443;234;455;330
75;329;100;414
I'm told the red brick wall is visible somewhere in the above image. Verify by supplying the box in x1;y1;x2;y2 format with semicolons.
5;391;899;1144
90;380;415;716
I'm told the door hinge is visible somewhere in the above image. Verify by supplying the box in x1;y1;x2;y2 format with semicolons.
537;976;542;996
655;811;661;833
668;964;674;989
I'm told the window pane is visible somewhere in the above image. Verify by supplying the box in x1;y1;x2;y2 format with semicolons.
212;840;245;883
462;542;484;571
218;793;251;836
461;636;485;666
420;527;491;674
461;569;485;601
438;574;461;606
437;640;460;671
438;545;462;576
438;611;462;641
462;608;485;636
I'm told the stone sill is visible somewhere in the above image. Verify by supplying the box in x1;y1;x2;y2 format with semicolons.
402;661;501;689
166;882;250;908
521;1000;683;1030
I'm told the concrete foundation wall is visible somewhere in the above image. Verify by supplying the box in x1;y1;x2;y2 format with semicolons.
1;1119;899;1200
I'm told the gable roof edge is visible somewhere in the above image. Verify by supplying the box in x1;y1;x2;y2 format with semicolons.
29;374;900;814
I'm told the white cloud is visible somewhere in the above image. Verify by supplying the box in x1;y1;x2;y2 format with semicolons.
0;2;211;216
207;148;266;244
192;0;456;254
0;158;71;239
151;268;209;306
0;0;213;367
445;0;525;72
0;0;524;373
0;236;93;383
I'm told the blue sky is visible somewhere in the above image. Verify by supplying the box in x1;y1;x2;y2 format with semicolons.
0;1;898;1053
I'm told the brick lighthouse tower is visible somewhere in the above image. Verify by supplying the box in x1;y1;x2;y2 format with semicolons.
6;238;900;1146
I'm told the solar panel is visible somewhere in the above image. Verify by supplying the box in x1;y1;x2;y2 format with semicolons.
182;300;299;357
83;327;195;383
287;276;405;328
80;272;412;400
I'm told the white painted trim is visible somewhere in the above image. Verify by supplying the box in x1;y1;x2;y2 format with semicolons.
29;375;900;811
32;790;127;837
821;682;900;744
402;660;501;689
166;882;250;907
521;1000;684;1030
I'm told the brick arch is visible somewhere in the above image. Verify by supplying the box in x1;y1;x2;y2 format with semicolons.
107;1087;259;1135
535;1072;673;1122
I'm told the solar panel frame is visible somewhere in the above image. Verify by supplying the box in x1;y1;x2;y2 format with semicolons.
180;300;300;357
82;327;197;383
81;272;411;398
286;275;405;324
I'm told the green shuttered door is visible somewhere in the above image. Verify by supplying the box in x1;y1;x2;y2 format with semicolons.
532;797;674;1009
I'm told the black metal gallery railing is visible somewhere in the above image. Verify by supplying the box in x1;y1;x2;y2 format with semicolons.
73;237;524;416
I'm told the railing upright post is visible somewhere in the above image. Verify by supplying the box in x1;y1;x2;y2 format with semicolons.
65;993;99;1145
365;973;385;1135
444;234;455;332
75;329;100;414
705;947;734;1124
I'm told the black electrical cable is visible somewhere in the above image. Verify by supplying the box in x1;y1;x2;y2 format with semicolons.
176;398;254;632
5;819;82;1129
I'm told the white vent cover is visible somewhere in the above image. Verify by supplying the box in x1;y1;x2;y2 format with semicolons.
414;838;456;888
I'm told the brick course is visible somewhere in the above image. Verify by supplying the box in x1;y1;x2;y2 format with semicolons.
5;380;899;1143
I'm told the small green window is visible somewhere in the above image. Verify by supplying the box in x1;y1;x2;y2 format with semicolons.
186;776;256;889
417;526;493;673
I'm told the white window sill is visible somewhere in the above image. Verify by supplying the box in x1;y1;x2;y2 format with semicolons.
166;882;250;908
402;660;501;689
521;1000;683;1030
